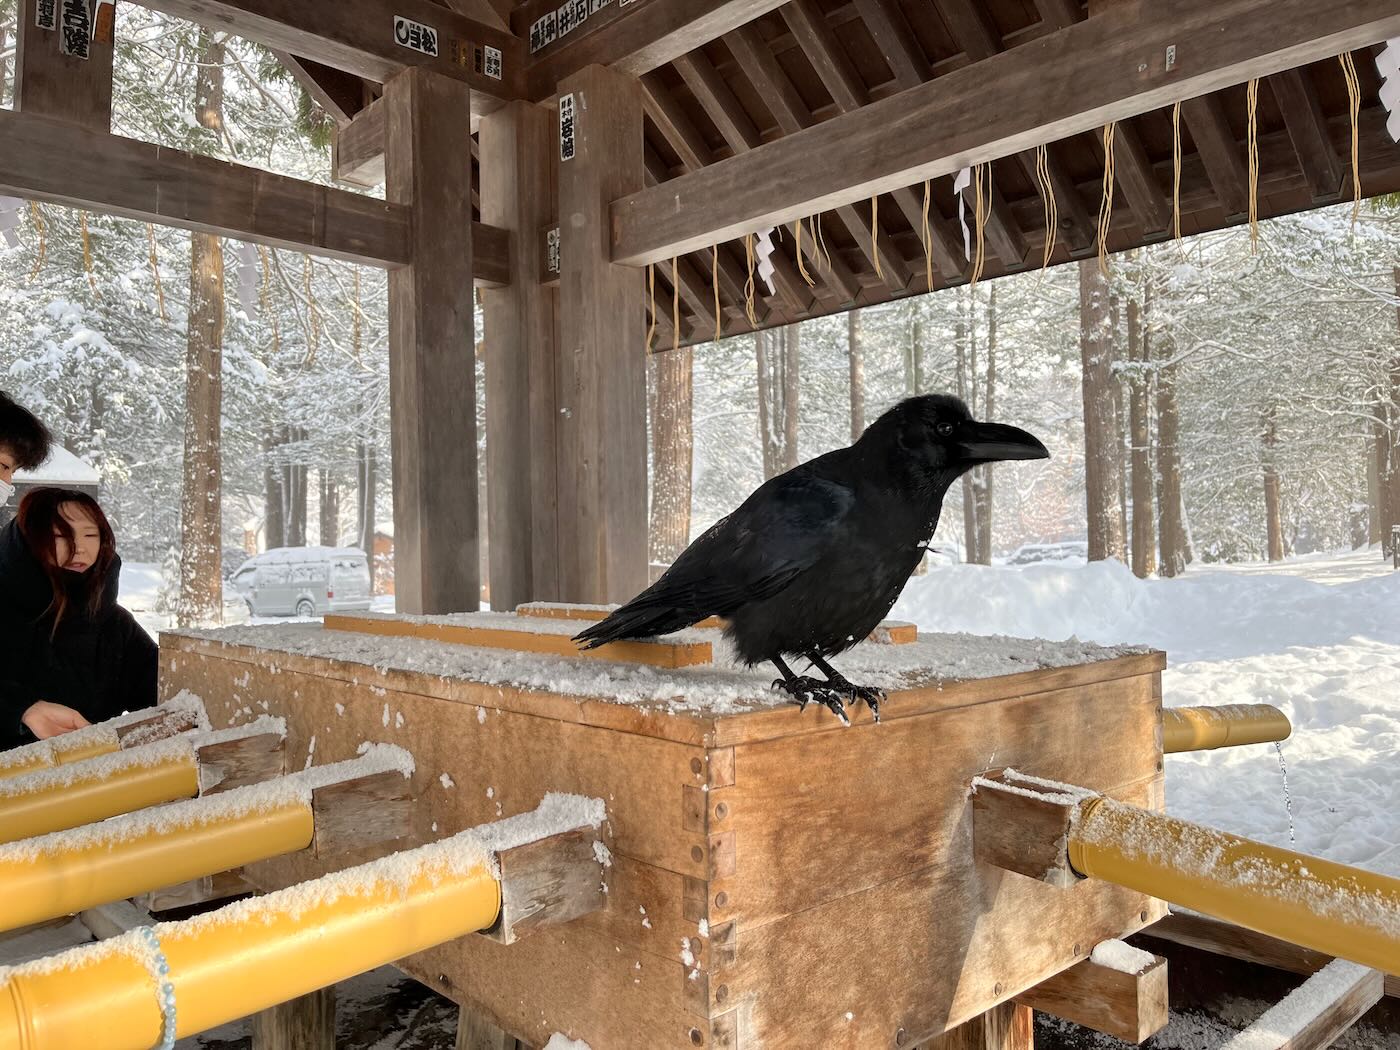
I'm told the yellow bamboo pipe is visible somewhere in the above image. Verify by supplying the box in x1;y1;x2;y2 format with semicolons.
1163;704;1291;753
0;835;502;1050
0;798;313;932
0;735;120;783
1068;797;1400;975
0;746;199;846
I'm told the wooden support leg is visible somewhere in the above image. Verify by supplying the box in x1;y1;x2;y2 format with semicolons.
456;1008;525;1050
555;64;648;604
919;1002;1034;1050
481;100;561;608
251;986;336;1050
384;67;480;615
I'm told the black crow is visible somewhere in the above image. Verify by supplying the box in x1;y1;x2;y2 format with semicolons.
573;394;1049;723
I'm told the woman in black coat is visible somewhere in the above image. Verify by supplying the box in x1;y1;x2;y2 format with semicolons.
0;487;157;750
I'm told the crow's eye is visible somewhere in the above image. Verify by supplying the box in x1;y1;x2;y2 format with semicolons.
935;421;956;437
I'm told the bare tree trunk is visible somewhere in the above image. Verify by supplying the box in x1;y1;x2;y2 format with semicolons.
1262;406;1285;562
319;469;340;547
782;324;800;471
848;309;865;441
287;429;308;546
1128;283;1156;577
1386;267;1400;557
176;32;226;629
974;286;997;564
648;347;693;566
1079;260;1125;563
1367;431;1382;546
911;312;925;395
264;430;285;549
955;289;981;562
755;331;778;479
1155;329;1187;576
356;439;376;553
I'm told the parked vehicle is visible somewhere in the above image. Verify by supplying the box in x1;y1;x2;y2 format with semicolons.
229;546;373;618
1004;541;1089;566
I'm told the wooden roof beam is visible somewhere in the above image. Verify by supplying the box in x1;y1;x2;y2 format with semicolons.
1180;93;1250;218
610;0;1400;266
522;0;789;100
273;52;367;124
132;0;520;103
1269;66;1346;200
0;107;510;280
1032;0;1083;31
1110;121;1172;234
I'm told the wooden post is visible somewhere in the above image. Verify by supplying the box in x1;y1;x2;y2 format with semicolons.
251;987;335;1050
480;101;561;609
555;64;648;604
920;1002;1034;1050
384;68;480;614
15;0;114;130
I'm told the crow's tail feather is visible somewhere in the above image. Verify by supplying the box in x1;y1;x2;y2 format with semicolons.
572;601;702;649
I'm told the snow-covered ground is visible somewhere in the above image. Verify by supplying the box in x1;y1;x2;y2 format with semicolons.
894;546;1400;878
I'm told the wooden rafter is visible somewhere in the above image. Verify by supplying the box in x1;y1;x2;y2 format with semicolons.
273;52;366;124
610;0;1400;266
1180;93;1250;218
1269;66;1346;200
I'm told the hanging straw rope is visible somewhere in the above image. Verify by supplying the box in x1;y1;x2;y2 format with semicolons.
302;256;319;365
814;213;831;273
744;233;758;327
1171;101;1184;253
80;212;99;298
795;218;816;288
921;179;934;291
970;164;988;286
1097;122;1117;276
27;202;47;281
869;195;884;282
1340;51;1362;230
712;246;721;343
671;256;680;354
646;263;657;352
146;224;167;322
257;245;280;355
1034;144;1058;272
351;269;362;360
1246;79;1260;253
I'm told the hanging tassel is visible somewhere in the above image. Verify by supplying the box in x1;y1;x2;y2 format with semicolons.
351;269;362;360
712;245;721;343
1171;101;1185;254
744;233;758;328
146;224;167;322
302;256;319;365
1340;51;1362;230
814;212;831;273
869;195;884;282
1097;122;1117;276
80;211;100;298
921;179;934;291
795;218;816;287
1035;144;1058;272
970;164;988;287
646;263;657;353
258;245;280;356
1246;79;1260;253
27;202;47;282
671;256;680;354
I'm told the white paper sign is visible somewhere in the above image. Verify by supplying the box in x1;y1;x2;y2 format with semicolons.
482;44;502;79
35;0;57;30
393;15;439;57
953;166;973;261
59;0;92;59
559;93;576;162
546;228;561;274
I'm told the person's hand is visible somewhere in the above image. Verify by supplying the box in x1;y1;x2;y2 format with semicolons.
21;702;91;740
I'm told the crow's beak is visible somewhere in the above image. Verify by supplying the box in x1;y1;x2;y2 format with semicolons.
955;421;1050;462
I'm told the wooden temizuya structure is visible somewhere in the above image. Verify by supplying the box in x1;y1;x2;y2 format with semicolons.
3;0;1400;614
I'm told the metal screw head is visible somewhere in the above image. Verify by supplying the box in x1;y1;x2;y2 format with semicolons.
716;985;729;1003
1073;943;1082;956
690;1027;704;1045
896;1028;908;1046
1140;910;1149;922
715;892;728;908
715;802;729;820
691;758;703;774
994;982;1003;996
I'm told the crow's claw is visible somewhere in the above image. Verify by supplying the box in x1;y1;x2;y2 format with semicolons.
827;676;885;724
774;676;851;725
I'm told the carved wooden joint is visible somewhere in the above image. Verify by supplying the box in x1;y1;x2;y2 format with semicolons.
970;769;1080;888
310;768;415;858
1017;953;1169;1044
481;825;608;945
196;732;288;795
114;704;205;748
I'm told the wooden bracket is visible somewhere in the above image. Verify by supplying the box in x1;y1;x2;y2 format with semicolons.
1016;953;1169;1044
196;731;288;795
970;770;1083;888
481;826;607;945
310;769;415;858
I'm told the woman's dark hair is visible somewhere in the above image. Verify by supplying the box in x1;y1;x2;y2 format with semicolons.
16;488;117;627
0;390;52;470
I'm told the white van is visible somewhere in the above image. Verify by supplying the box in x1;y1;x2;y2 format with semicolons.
230;546;374;618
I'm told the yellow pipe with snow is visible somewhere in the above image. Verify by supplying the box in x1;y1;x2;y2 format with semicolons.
1068;797;1400;976
1163;704;1292;753
0;836;502;1050
0;736;120;783
0;799;313;932
0;750;199;846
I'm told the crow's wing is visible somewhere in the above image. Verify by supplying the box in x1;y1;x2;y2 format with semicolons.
574;469;856;646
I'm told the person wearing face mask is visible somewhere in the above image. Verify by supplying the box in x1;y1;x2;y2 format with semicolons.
0;488;157;750
0;390;52;513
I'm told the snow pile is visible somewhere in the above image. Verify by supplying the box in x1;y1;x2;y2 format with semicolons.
1090;939;1158;975
897;550;1400;878
542;1036;592;1050
1218;959;1376;1050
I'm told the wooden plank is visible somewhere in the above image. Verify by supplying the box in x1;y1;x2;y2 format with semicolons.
137;869;256;913
1033;0;1082;30
1110;121;1172;234
1016;954;1169;1043
456;1010;521;1050
482;101;561;610
251;988;335;1050
522;0;789;100
275;52;365;124
1218;959;1383;1050
196;731;287;793
1181;93;1251;218
322;612;714;669
971;769;1080;888
332;95;386;186
384;68;481;615
924;1002;1034;1050
133;0;521;102
0;109;411;267
609;0;1400;265
15;0;114;131
77;900;153;941
482;826;608;944
555;65;650;604
516;601;919;644
1144;912;1400;999
1269;67;1346;200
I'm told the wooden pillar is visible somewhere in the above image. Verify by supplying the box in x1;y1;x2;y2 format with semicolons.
383;67;480;614
555;64;648;604
15;0;114;130
455;1008;526;1049
480;101;560;609
919;1002;1034;1050
250;987;335;1050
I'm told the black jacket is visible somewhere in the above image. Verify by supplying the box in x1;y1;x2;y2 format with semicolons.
0;519;157;750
